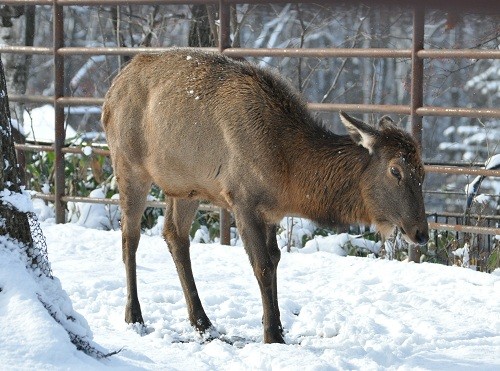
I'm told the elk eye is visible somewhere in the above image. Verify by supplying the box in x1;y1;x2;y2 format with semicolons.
390;166;402;181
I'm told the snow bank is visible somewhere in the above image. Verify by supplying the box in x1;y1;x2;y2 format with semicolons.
0;236;104;370
302;233;380;255
1;222;497;369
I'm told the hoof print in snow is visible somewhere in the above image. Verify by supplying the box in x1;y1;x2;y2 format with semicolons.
129;323;154;336
219;335;255;348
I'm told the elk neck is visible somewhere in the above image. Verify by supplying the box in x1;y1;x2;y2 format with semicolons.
284;126;373;227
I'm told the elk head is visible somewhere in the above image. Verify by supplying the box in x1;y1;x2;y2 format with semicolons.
340;111;429;245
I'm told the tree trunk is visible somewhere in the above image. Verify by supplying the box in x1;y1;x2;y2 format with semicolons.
0;55;33;248
0;5;36;184
188;5;216;47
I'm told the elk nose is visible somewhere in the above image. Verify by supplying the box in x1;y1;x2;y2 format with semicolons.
415;229;429;246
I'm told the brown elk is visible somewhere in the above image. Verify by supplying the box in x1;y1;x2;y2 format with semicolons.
102;48;428;344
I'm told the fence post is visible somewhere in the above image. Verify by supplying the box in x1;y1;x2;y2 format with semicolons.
410;4;424;146
218;0;232;245
219;0;231;50
409;3;425;263
53;1;65;223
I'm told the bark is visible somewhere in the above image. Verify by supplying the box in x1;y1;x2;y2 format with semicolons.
0;55;33;247
0;5;35;184
188;5;216;47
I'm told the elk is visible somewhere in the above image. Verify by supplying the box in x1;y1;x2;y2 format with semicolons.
102;48;428;344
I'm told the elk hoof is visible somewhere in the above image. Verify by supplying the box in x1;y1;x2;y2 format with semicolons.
264;332;285;344
198;325;220;342
125;303;144;324
193;316;216;336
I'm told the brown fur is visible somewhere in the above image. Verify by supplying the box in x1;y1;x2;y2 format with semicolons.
102;48;428;344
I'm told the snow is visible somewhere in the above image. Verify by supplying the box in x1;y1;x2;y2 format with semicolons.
83;146;93;156
1;183;499;369
465;59;500;98
23;105;77;143
41;183;51;194
485;154;500;170
1;218;499;370
0;236;105;370
10;118;25;136
0;187;34;213
464;153;500;202
67;188;120;230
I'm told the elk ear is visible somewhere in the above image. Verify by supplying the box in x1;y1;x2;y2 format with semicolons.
377;115;395;130
339;111;378;154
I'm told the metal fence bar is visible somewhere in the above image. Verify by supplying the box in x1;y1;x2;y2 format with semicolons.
416;106;500;118
428;222;500;236
428;211;500;220
308;103;411;114
0;46;413;57
222;47;412;58
8;94;53;104
56;47;215;56
425;165;500;177
0;46;53;54
2;1;52;4
16;142;500;178
219;0;231;50
15;143;111;156
218;0;232;245
31;192;500;236
418;49;500;59
408;3;425;262
410;4;425;146
32;193;220;211
53;1;65;223
4;45;500;60
8;93;500;119
31;193;500;236
9;93;500;119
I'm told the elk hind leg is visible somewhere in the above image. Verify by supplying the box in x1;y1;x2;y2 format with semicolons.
163;198;216;337
118;169;151;324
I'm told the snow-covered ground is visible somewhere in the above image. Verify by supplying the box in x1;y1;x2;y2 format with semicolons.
1;219;499;370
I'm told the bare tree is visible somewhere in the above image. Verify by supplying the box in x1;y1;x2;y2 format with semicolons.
188;4;217;47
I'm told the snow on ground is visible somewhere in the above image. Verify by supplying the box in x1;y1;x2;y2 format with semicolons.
1;220;500;370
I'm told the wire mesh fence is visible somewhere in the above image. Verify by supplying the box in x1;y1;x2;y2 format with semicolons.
27;211;53;278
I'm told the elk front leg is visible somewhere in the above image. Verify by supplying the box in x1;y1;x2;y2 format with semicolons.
235;208;284;344
163;198;215;336
266;224;283;337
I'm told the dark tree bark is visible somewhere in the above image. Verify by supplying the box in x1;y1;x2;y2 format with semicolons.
0;57;33;247
0;5;36;184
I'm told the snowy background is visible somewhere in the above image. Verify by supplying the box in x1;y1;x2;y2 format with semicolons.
1;198;499;370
